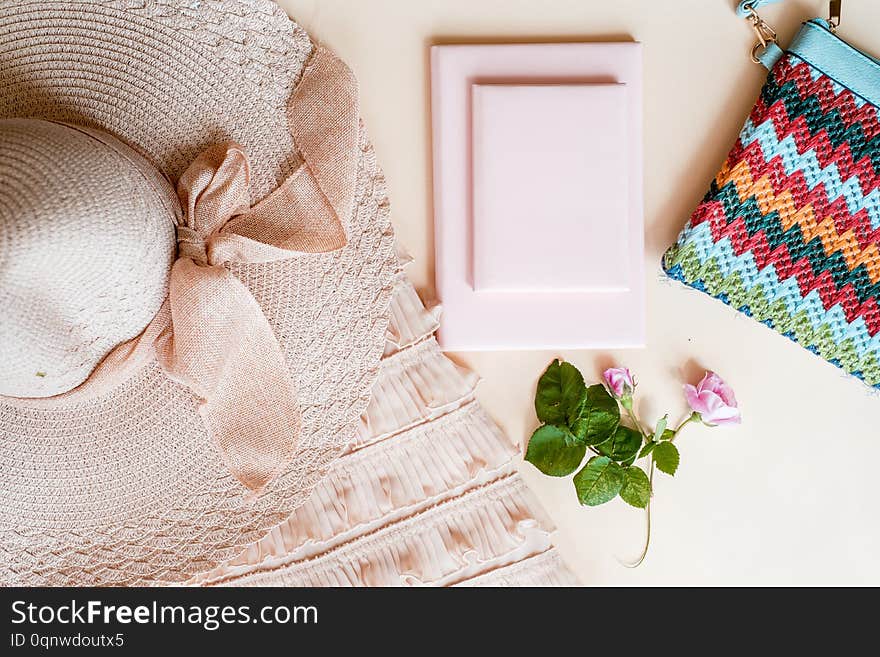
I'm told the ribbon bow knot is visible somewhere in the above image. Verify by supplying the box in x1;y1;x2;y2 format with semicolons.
153;47;359;495
175;225;209;265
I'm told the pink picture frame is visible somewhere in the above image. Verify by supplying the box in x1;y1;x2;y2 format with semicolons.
431;42;644;350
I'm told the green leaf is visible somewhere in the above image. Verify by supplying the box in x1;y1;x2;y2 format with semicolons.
573;456;625;506
560;426;580;448
653;441;680;476
570;384;620;446
619;466;652;508
638;441;657;459
525;425;586;477
534;360;587;426
659;429;675;441
596;425;641;463
653;415;668;441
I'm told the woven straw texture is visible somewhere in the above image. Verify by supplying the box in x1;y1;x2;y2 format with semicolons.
1;0;310;200
0;119;176;397
190;266;579;587
664;55;880;389
0;0;398;585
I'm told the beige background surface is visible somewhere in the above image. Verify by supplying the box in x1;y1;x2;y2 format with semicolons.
278;0;880;585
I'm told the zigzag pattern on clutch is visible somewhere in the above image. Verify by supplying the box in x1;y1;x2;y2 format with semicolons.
664;56;880;388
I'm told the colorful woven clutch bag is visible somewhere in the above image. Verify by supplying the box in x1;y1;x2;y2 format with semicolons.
663;0;880;389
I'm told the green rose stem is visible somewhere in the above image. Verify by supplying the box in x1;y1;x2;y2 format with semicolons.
619;411;697;569
619;396;649;440
670;412;701;437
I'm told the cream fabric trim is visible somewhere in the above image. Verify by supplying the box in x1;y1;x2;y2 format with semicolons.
208;475;553;587
454;549;579;587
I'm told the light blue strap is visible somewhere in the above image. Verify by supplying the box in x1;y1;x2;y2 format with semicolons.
736;0;784;18
757;42;785;68
737;0;787;69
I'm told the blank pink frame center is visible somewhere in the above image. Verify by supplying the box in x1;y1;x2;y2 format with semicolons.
431;42;645;351
472;82;630;293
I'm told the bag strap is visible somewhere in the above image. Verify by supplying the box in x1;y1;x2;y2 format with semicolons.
735;1;784;18
738;1;784;69
736;1;841;69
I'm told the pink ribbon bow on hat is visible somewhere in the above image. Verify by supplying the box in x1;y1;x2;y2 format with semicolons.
155;46;358;494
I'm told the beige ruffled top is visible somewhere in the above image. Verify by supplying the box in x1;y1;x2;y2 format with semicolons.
192;254;578;587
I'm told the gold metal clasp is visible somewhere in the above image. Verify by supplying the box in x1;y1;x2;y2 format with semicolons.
829;0;842;33
745;6;778;64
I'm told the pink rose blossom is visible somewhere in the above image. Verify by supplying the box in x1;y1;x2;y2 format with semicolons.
684;372;741;426
603;367;635;399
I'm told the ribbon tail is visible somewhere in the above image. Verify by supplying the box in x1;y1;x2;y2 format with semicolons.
156;259;300;493
155;44;360;494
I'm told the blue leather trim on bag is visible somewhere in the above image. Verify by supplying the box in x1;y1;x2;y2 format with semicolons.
757;42;784;70
736;0;783;18
788;19;880;108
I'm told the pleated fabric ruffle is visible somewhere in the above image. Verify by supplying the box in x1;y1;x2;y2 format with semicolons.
357;336;479;447
208;476;553;587
454;549;579;587
195;402;518;581
383;271;441;357
193;258;578;587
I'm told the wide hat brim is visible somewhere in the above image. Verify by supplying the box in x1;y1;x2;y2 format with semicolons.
0;0;398;585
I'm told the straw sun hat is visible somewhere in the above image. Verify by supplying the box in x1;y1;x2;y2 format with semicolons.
0;0;398;585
